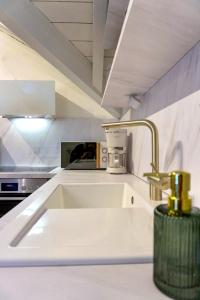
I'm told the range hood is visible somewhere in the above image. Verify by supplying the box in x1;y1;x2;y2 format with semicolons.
0;80;55;118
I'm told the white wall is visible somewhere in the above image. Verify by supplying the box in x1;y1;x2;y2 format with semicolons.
127;40;200;206
0;118;105;167
132;40;200;119
129;90;200;206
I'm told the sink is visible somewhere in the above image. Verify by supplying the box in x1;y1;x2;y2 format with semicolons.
0;182;153;267
45;183;142;209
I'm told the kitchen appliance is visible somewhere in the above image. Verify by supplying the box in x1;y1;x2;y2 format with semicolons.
0;178;49;218
105;128;127;174
61;142;107;170
0;166;54;218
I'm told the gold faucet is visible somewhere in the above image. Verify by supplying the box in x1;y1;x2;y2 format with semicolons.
101;119;162;201
144;163;170;191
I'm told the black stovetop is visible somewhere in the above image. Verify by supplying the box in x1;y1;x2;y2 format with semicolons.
0;166;56;172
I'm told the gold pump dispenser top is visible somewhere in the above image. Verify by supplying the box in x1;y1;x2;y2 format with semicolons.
168;171;192;216
144;169;192;215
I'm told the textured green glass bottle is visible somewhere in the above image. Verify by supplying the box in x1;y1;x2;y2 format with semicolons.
154;171;200;300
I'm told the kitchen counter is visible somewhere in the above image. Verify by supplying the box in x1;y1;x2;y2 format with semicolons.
0;170;170;299
0;264;170;300
0;166;60;179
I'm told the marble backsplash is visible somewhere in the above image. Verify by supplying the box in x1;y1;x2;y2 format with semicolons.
0;118;105;167
128;90;200;207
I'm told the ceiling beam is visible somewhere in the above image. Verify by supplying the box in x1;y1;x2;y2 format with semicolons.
92;0;108;93
0;0;93;90
0;0;120;119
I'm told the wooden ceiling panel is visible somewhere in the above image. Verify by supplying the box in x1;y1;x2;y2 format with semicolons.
54;23;92;41
104;57;113;70
86;56;92;62
72;41;92;57
32;1;92;2
33;2;93;23
104;49;115;58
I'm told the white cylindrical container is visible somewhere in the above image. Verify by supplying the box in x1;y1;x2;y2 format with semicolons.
105;128;127;174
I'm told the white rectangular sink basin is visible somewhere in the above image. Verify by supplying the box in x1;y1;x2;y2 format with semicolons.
0;183;153;267
45;183;140;209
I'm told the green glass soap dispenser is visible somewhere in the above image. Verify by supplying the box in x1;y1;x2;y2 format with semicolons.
154;171;200;300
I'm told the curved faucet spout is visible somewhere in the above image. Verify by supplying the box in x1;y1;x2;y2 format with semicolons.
102;119;161;201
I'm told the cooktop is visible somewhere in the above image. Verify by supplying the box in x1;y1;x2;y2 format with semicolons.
0;166;56;173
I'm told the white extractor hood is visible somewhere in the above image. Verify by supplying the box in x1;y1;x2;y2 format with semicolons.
0;80;55;117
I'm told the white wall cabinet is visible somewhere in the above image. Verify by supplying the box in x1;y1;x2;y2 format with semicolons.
102;0;200;108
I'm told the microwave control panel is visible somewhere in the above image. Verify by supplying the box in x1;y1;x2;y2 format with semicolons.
99;141;108;169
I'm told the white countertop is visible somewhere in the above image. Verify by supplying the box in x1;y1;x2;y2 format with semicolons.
0;166;60;178
0;170;170;299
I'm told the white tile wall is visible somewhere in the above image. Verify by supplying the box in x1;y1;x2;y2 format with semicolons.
0;118;105;167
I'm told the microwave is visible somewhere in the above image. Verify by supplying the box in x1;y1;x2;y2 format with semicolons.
61;142;107;170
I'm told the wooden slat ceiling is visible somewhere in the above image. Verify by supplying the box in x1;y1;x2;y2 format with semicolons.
31;0;114;81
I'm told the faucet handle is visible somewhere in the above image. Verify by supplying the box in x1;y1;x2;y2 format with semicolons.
150;162;159;174
143;172;170;190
